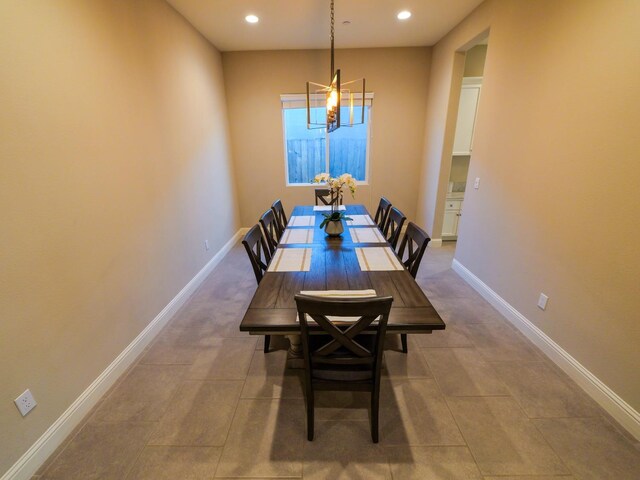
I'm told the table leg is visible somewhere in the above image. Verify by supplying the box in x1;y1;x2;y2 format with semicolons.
286;334;304;369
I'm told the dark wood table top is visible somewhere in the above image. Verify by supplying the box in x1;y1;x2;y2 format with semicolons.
240;205;446;334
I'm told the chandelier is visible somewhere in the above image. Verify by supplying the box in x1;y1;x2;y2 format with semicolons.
306;0;365;132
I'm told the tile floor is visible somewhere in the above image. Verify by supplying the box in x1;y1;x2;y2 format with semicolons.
35;242;640;479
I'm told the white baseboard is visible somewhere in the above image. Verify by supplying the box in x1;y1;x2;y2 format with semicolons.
430;238;443;248
452;259;640;441
2;229;245;480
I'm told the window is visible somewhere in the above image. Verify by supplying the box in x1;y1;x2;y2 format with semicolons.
281;94;373;185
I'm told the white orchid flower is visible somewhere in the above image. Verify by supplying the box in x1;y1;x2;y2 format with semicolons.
311;172;357;198
313;172;330;183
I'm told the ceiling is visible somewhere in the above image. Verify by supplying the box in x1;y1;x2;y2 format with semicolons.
165;0;485;52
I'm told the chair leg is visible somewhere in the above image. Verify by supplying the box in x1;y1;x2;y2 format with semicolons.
263;335;271;353
401;334;408;354
371;390;380;443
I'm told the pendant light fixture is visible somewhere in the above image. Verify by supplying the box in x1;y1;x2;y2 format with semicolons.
306;0;365;132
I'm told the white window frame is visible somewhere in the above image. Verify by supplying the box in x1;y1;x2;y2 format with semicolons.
280;93;374;186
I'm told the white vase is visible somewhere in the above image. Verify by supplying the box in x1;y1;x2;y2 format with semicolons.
324;219;344;237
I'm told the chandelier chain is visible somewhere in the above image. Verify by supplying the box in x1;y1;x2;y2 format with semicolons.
330;0;335;76
330;0;335;42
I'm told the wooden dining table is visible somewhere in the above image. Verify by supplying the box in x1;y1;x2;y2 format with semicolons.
239;204;446;361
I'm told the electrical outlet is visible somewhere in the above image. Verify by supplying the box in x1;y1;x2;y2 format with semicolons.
204;240;209;251
474;177;480;190
15;389;37;417
537;293;549;310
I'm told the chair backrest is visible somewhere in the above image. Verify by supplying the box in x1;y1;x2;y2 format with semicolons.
241;224;271;284
271;199;288;237
294;295;393;378
373;197;392;230
259;208;280;254
315;188;342;206
397;222;431;278
383;206;406;249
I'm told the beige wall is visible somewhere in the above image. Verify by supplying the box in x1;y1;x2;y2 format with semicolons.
419;0;640;415
222;48;431;227
0;0;238;472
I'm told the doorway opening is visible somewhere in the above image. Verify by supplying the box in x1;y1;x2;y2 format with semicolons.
442;41;488;249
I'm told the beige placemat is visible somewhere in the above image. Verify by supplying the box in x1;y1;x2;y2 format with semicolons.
297;289;378;323
355;247;404;271
346;215;375;226
350;227;386;244
288;215;315;227
313;205;346;212
300;289;377;298
267;248;312;272
281;228;314;244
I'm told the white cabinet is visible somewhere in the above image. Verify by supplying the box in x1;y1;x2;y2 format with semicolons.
442;210;460;238
442;197;463;239
452;79;482;156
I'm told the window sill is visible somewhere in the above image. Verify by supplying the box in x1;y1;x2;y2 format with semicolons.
286;182;370;187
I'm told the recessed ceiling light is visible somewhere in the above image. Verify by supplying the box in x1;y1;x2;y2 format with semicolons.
245;14;259;24
397;10;412;20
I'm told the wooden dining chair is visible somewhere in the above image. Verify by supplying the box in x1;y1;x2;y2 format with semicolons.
294;294;393;443
373;197;392;230
241;224;273;352
383;206;406;249
396;222;431;353
314;188;342;206
259;208;280;255
271;199;288;238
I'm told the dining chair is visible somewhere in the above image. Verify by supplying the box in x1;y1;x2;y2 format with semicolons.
314;188;342;206
396;222;431;353
271;199;288;238
383;206;406;249
294;294;393;443
259;208;280;255
373;197;392;230
241;224;273;352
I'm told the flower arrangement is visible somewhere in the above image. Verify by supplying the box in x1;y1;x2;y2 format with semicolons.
313;173;356;235
313;172;357;200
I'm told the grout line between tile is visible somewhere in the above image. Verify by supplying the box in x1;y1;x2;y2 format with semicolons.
528;414;575;478
212;348;252;478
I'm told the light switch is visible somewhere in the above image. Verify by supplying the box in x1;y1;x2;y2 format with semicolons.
474;177;480;190
537;293;549;310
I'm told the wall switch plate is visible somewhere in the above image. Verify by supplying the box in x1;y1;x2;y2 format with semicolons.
204;240;209;251
15;389;37;417
474;177;480;189
537;293;549;310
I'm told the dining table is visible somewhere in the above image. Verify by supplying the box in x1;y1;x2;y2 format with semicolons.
239;204;446;364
